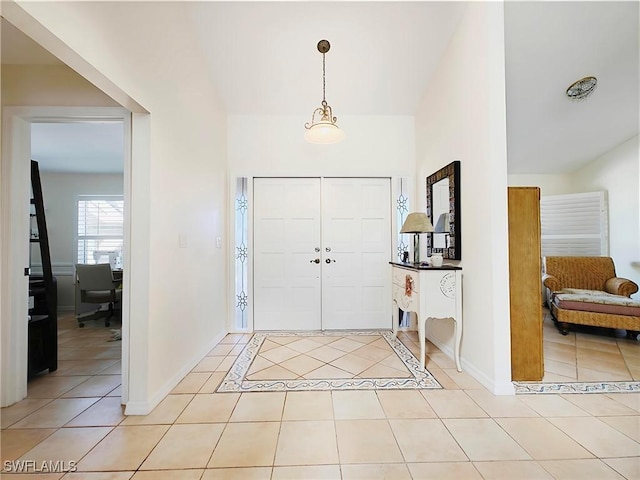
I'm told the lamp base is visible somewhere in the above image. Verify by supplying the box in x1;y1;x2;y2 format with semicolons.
413;233;420;264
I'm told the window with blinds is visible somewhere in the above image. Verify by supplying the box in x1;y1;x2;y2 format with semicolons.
77;196;124;267
540;191;608;256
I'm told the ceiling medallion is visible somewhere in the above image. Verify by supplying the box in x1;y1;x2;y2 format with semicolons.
566;76;597;101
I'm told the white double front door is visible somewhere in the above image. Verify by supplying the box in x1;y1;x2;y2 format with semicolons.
253;177;392;331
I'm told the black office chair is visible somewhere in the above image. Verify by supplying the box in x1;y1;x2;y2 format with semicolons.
75;263;122;327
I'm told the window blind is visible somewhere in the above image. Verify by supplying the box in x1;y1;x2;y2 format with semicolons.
77;196;124;266
540;191;608;256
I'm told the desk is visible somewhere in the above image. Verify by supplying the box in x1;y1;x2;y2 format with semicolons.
390;262;463;371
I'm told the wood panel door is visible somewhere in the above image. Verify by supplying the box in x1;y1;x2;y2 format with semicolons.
508;187;543;381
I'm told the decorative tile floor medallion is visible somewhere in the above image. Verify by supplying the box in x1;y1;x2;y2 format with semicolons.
514;381;640;394
217;331;442;392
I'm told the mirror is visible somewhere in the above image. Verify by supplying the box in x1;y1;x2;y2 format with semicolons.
426;160;461;260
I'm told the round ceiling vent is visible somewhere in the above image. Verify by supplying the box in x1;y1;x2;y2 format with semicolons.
566;76;597;101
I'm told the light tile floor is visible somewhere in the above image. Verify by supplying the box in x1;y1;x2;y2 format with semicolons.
542;309;640;382
246;334;412;381
1;313;639;479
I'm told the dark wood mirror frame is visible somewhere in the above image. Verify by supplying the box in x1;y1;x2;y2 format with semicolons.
426;160;461;260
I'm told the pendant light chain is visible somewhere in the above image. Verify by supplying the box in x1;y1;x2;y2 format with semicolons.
322;52;327;105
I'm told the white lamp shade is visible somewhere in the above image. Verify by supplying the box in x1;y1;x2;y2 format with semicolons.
304;122;345;144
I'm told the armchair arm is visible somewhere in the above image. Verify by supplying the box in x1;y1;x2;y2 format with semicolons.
542;274;562;292
605;277;639;297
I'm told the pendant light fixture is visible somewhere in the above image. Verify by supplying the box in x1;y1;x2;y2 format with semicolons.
304;39;345;144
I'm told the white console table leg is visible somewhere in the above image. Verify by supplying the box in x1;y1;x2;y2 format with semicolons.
418;316;426;370
392;299;399;337
419;316;462;372
453;318;462;372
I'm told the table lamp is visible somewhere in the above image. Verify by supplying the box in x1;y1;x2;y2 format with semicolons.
400;212;434;263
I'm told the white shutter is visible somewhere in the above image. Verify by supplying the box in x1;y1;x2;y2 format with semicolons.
77;196;124;267
540;191;608;256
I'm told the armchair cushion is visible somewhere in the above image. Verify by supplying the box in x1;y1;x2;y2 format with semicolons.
553;289;640;317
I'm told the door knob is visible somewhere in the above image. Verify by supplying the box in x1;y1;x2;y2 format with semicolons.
325;258;336;264
315;247;320;252
325;247;332;252
310;258;320;264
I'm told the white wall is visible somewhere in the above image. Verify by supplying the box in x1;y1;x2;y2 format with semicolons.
507;173;572;196
34;172;124;309
14;1;228;413
415;3;512;394
2;65;119;107
228;114;415;177
571;135;640;298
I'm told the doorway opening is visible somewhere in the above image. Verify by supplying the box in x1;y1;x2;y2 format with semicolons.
1;107;132;407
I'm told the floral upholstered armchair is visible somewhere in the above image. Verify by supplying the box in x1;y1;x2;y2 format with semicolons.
542;256;640;338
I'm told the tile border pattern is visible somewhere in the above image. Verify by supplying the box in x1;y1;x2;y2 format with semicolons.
513;381;640;394
217;331;442;392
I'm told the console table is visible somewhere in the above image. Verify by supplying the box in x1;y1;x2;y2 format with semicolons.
390;262;463;371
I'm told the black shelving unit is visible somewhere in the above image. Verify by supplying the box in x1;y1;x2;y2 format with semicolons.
28;160;57;378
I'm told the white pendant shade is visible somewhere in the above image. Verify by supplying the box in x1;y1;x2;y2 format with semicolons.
303;121;345;144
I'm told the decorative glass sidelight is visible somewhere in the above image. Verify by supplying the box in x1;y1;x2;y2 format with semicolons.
235;177;249;329
395;177;411;328
396;178;409;262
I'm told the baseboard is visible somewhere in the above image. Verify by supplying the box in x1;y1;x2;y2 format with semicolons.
429;334;515;396
124;329;227;416
123;401;149;416
461;359;515;395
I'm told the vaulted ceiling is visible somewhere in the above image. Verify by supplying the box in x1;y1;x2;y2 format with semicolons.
2;2;638;175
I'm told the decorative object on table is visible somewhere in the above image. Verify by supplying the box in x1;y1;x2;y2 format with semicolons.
566;76;597;101
426;160;461;260
304;39;345;144
400;212;434;264
401;251;409;263
405;275;414;296
430;253;443;267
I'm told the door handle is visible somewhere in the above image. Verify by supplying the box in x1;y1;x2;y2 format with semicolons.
325;258;336;264
310;258;320;264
